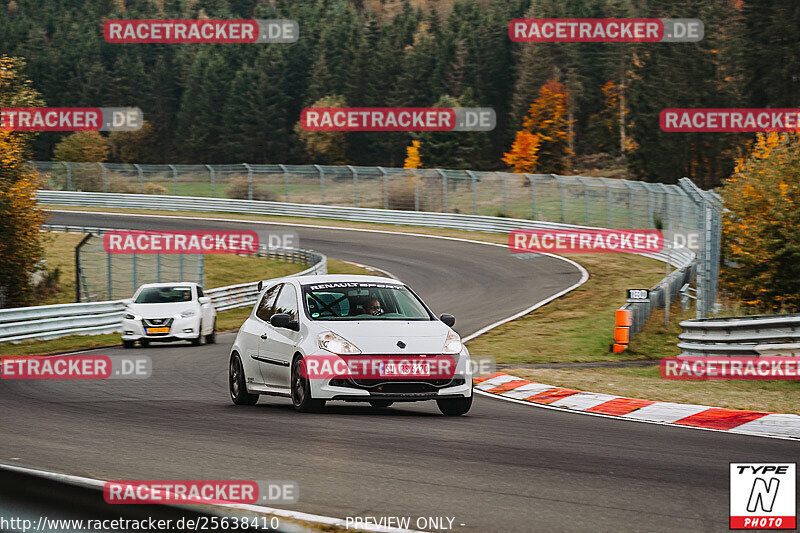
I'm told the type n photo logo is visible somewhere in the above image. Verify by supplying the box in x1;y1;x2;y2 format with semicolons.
730;463;796;529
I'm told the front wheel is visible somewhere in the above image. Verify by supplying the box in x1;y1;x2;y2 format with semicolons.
122;340;135;349
205;319;216;344
229;354;259;405
291;357;325;413
369;400;393;408
437;395;472;416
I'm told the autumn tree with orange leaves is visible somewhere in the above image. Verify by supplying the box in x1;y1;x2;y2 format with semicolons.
505;79;573;174
502;131;540;174
0;56;46;307
720;132;800;312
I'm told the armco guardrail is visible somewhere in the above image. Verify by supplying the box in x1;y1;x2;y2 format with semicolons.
0;227;326;343
38;191;696;268
678;314;800;356
38;190;697;347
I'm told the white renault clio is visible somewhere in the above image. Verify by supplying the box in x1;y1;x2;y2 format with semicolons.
122;282;217;348
228;275;473;415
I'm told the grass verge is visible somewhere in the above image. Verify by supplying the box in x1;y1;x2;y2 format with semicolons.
503;308;800;414
466;254;666;364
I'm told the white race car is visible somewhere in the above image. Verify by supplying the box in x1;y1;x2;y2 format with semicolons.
121;282;217;348
228;275;473;415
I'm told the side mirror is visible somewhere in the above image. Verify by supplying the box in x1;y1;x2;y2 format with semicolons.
270;313;299;331
198;296;211;305
257;280;263;292
122;298;133;306
440;313;456;327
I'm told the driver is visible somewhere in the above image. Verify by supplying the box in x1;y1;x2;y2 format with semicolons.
363;297;384;316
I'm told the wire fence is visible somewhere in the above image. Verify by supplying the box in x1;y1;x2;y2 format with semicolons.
32;161;702;232
33;161;725;318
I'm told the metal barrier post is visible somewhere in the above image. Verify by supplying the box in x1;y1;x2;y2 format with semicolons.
314;164;325;204
243;163;253;201
75;233;92;302
436;169;447;212
99;162;107;193
501;173;507;216
169;164;178;195
205;164;215;197
555;175;565;223
348;165;358;207
133;163;144;193
278;164;289;202
63;162;72;190
107;253;113;300
466;170;478;214
378;167;388;209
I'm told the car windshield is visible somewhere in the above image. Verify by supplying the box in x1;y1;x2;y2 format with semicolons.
302;282;432;320
134;286;193;304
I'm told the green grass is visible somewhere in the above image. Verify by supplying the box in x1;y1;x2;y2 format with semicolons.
466;253;666;364
502;307;800;414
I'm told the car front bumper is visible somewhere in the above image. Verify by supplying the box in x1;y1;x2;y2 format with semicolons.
121;316;200;342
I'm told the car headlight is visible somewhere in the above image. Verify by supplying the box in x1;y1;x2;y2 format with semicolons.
124;312;140;320
442;330;463;354
318;331;361;355
174;309;196;319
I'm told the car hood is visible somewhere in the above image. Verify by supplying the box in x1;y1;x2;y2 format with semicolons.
126;302;194;318
321;320;454;354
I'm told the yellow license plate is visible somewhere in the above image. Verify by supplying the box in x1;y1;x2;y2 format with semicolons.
146;327;170;334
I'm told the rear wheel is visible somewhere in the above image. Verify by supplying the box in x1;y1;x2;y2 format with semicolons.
229;354;259;405
369;400;393;408
291;356;325;413
437;395;472;416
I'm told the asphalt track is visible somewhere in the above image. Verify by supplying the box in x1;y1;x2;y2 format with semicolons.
0;210;796;533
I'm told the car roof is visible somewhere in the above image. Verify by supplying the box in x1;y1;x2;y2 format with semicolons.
289;274;402;286
136;282;198;289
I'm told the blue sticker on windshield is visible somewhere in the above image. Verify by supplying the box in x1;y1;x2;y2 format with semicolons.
312;313;320;317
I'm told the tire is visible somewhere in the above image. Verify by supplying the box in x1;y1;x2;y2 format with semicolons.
437;395;473;416
229;353;259;405
291;356;326;413
205;319;216;344
369;400;393;408
191;321;202;346
122;340;135;349
140;340;150;348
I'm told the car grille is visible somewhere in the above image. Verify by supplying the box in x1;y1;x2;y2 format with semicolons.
332;377;465;393
142;317;174;335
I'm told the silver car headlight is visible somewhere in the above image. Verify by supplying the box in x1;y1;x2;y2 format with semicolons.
442;330;463;354
174;309;196;319
318;331;361;355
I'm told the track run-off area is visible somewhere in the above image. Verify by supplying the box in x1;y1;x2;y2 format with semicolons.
0;209;796;532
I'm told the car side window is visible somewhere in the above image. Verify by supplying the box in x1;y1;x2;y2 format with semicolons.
255;284;281;322
197;286;205;298
273;284;298;321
